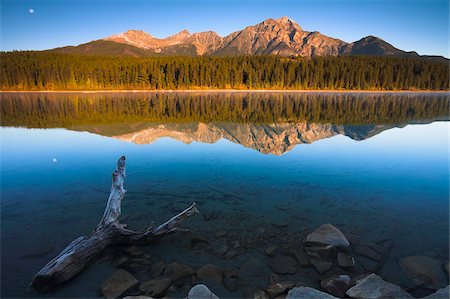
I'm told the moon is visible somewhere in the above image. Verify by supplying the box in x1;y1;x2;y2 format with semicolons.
28;8;34;14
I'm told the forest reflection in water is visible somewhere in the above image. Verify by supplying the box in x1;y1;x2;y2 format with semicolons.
1;92;448;155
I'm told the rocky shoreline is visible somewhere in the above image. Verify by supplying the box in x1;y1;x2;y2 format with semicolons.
98;224;449;299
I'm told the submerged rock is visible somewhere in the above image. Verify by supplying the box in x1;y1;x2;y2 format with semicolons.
150;261;166;278
112;255;129;267
286;286;339;299
346;273;413;298
305;224;349;247
265;245;279;257
100;269;139;299
399;256;448;290
355;245;383;261
188;284;219;299
214;244;228;256
139;277;172;297
266;281;294;297
268;254;298;274
254;290;269;299
310;259;332;274
286;250;310;267
271;219;289;228
164;262;194;281
337;252;355;268
240;257;266;278
421;285;450;299
215;230;228;238
123;246;145;257
223;277;238;292
196;264;223;284
357;256;379;272
320;274;352;297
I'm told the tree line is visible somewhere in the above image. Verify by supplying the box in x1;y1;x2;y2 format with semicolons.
0;52;448;90
1;92;448;128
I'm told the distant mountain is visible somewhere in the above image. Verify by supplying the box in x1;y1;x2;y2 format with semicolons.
71;122;399;155
49;16;446;60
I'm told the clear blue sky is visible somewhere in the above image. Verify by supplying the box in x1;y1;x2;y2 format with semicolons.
1;0;448;57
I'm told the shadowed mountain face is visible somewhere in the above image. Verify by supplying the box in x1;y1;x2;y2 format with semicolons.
49;17;446;60
1;92;448;155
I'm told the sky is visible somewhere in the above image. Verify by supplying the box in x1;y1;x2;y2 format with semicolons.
1;0;449;57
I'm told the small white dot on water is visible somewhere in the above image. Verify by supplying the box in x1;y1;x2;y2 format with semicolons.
28;8;34;14
52;158;58;163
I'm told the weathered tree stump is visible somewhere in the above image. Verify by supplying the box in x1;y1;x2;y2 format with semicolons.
31;156;199;292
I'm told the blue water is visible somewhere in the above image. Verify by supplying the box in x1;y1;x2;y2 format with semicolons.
0;93;449;298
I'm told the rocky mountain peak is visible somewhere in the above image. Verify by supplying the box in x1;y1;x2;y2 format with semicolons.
95;17;427;58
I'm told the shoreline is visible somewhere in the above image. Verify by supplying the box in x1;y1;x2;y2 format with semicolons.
0;89;449;94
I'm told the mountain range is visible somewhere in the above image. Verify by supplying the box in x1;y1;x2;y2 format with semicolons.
51;16;443;59
70;122;404;155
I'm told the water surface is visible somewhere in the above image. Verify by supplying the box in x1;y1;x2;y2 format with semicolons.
1;92;449;298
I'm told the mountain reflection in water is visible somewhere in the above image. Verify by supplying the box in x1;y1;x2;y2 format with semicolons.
0;92;448;155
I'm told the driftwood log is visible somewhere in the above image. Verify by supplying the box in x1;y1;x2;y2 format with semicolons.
31;156;199;292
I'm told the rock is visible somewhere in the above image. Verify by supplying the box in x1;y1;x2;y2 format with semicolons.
421;285;450;299
127;263;149;273
265;246;279;257
223;277;238;292
215;230;228;238
310;259;332;274
150;261;166;278
164;263;194;281
304;245;334;259
337;252;355;268
190;235;209;249
399;256;448;290
224;269;238;278
254;290;269;299
240;257;266;278
196;264;223;284
241;287;256;298
271;219;289;228
231;240;241;248
215;244;228;256
266;281;295;297
357;256;379;272
131;258;152;265
346;273;413;298
112;256;129;267
320;274;352;297
355;245;382;261
188;284;219;299
123;246;145;257
286;286;339;299
123;296;154;299
139;277;172;297
371;239;392;254
444;263;449;275
101;269;139;299
268;255;297;274
286;250;310;266
168;285;177;293
304;224;349;247
224;249;239;259
270;273;280;284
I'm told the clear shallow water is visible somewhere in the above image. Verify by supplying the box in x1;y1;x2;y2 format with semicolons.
1;92;449;298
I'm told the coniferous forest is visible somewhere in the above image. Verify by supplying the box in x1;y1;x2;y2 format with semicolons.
0;51;448;90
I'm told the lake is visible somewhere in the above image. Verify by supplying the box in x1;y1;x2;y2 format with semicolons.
1;92;449;298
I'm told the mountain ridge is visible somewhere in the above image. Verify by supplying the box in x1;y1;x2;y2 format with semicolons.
48;16;447;61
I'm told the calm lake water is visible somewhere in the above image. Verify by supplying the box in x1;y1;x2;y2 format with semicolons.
1;92;449;298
